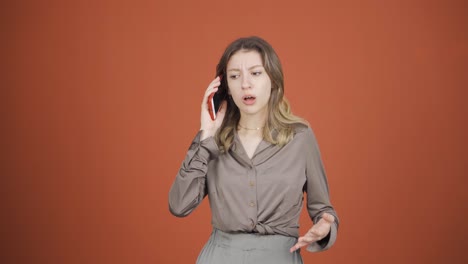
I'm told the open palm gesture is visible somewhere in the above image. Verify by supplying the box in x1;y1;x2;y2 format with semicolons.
290;213;335;252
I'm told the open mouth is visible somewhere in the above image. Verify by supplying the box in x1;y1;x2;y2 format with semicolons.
243;95;256;101
242;95;256;105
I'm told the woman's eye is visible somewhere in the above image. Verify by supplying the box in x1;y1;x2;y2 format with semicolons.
229;74;240;79
252;71;262;76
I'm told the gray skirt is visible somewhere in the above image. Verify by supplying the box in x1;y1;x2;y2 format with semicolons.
196;229;303;264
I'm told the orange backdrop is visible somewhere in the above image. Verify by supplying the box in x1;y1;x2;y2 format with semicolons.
3;0;468;263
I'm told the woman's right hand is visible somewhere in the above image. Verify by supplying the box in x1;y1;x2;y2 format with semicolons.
200;76;227;140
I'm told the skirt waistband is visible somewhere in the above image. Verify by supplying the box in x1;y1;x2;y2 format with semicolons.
210;228;297;250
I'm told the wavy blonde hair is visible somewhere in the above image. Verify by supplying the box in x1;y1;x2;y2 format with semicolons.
214;36;308;152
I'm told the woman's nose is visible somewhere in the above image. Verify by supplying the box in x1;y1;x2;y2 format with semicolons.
241;75;251;90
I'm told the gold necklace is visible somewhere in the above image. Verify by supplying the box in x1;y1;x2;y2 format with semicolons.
238;124;264;131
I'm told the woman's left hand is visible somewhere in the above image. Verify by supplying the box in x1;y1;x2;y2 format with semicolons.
289;213;335;252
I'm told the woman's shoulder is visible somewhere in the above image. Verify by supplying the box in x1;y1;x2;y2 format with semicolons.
292;122;311;134
291;122;319;145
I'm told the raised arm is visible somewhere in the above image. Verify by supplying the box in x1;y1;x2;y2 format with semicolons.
168;76;227;217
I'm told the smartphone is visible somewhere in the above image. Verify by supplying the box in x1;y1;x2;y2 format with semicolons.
208;89;225;120
207;76;226;120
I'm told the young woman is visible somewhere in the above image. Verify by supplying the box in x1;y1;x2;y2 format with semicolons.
169;36;339;264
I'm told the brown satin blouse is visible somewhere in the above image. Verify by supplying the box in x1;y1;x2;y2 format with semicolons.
169;124;339;252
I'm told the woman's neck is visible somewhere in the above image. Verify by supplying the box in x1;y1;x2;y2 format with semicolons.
238;112;267;134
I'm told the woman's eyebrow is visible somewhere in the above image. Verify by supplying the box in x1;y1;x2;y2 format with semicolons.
227;65;263;72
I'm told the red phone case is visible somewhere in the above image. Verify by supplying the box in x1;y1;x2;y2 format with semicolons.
207;75;222;121
207;92;216;120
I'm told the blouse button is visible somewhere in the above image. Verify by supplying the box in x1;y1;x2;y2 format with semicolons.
250;219;255;228
249;201;255;207
249;181;255;187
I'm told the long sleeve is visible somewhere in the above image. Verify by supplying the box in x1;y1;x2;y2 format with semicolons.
303;127;339;252
168;131;220;217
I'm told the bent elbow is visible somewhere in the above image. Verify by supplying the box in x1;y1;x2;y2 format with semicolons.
169;205;189;217
168;200;195;218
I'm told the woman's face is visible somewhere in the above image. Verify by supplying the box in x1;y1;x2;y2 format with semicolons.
226;50;272;119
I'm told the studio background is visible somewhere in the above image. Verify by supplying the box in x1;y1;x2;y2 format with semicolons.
3;0;467;263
